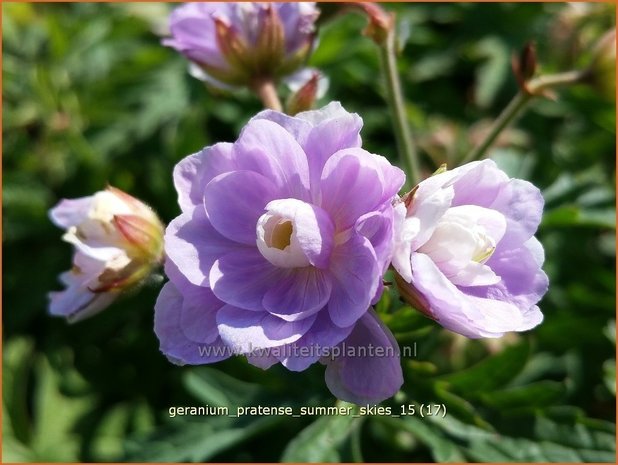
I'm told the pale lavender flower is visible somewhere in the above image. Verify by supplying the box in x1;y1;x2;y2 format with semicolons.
392;160;549;338
49;187;164;322
163;2;319;88
156;102;405;404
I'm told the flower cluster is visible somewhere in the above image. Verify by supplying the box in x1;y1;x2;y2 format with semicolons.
48;2;550;405
153;103;548;404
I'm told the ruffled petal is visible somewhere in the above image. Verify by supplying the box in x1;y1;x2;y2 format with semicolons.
210;248;286;311
49;196;93;229
233;119;311;201
216;306;316;352
262;268;332;321
303;109;363;198
204;170;278;245
324;310;403;404
165;208;242;287
279;311;353;372
320;148;404;230
328;234;379;328
154;281;230;365
173;142;235;212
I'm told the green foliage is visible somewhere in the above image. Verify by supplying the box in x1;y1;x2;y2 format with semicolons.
2;2;615;463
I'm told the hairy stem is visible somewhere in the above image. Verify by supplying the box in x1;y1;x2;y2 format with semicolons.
378;29;421;187
251;78;283;111
463;70;587;163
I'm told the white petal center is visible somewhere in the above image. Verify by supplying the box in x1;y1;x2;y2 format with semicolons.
256;200;313;268
418;205;507;286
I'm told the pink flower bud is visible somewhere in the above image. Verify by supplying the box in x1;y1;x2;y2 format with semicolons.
48;187;164;322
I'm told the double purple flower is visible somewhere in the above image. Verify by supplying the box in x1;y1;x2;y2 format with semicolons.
156;103;405;404
392;160;549;338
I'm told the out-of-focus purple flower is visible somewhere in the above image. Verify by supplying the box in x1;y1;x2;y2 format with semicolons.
392;160;549;338
163;2;319;88
49;187;164;323
156;102;405;404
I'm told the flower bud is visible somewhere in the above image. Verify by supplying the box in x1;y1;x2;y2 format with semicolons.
163;3;319;89
48;187;164;322
350;2;395;46
512;42;537;94
284;68;329;115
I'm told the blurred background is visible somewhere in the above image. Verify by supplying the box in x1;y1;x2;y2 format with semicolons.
2;2;616;462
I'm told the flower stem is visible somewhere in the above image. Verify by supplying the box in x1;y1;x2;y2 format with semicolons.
378;29;421;187
251;78;283;111
463;69;587;163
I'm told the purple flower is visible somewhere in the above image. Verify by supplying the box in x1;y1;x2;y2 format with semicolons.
163;2;319;88
392;160;549;338
49;187;164;323
156;102;405;404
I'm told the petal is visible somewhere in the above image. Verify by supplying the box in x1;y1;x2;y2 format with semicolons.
517;305;544;332
154;282;230;365
324;310;403;405
173;142;234;212
204;170;278;245
246;352;279;370
263;268;332;321
48;286;117;323
408;253;486;338
465;295;524;337
295;101;353;126
355;206;395;275
164;3;229;68
179;283;225;345
328;234;379;328
249;110;313;146
274;2;318;51
283;67;329;99
216;305;316;352
407;184;455;251
279;311;353;372
303;109;363;197
260;198;335;269
471;240;549;311
165;208;242;287
210;248;285;311
320;148;404;230
490;178;544;240
450;262;501;287
164;258;228;345
443;205;507;245
49;196;93;229
233;119;311;201
451;159;509;208
187;62;235;90
61;233;125;262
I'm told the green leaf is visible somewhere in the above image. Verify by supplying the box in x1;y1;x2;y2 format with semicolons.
471;36;509;108
479;381;566;409
183;367;260;408
397;416;466;462
428;410;616;462
438;342;530;393
30;357;92;461
281;410;362;462
125;415;281;462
